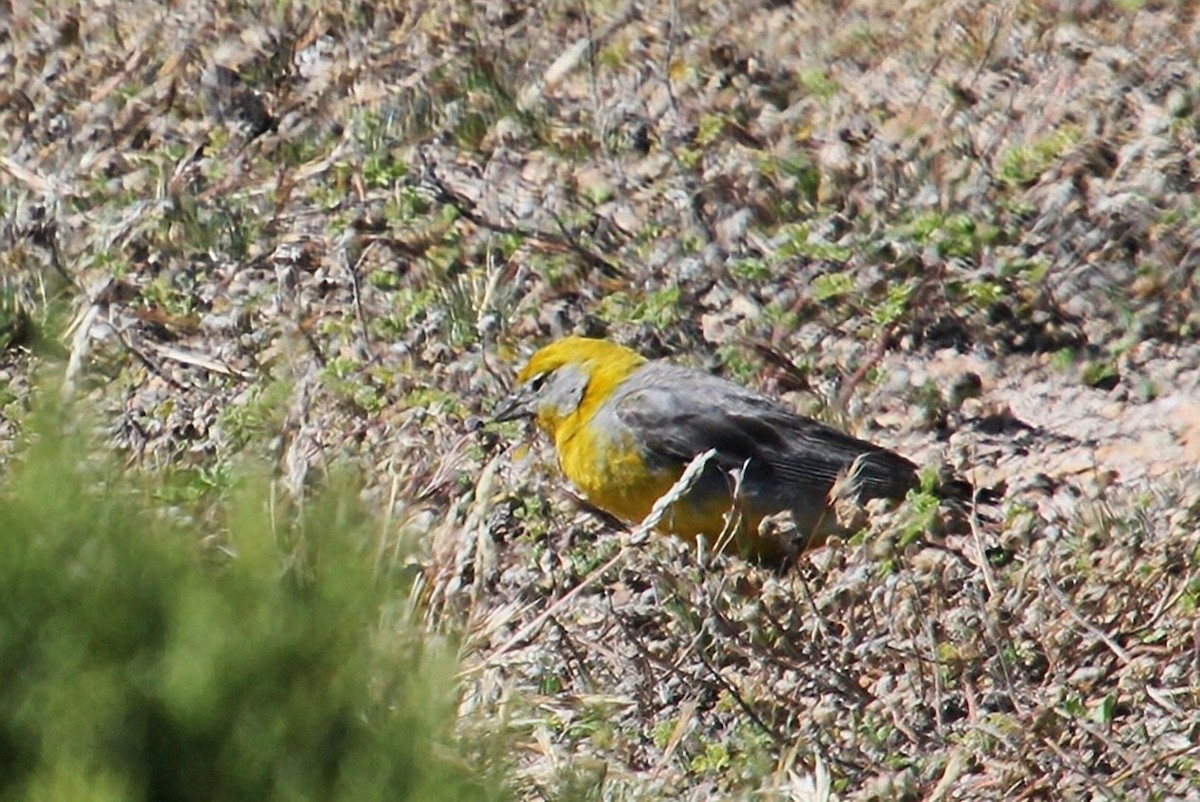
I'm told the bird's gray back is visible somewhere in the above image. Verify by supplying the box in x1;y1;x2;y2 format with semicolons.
599;360;918;505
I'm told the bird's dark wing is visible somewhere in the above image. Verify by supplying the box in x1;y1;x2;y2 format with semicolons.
606;362;918;501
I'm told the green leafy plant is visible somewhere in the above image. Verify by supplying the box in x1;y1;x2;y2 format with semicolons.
0;410;507;802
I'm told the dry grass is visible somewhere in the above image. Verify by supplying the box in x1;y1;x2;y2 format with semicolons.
2;0;1199;798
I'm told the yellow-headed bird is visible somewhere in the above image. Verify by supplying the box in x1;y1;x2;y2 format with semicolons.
495;337;941;559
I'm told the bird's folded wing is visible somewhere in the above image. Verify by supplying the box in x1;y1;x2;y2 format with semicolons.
609;363;917;501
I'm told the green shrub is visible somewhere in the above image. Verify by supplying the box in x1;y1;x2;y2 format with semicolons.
0;414;504;802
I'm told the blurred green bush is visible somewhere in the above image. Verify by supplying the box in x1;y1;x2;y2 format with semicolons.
0;415;504;802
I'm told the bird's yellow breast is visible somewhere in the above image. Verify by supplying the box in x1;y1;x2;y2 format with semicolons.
554;411;749;543
555;414;668;523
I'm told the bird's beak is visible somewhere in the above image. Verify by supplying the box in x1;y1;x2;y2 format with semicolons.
493;386;533;422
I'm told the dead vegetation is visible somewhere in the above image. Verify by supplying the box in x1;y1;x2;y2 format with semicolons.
2;0;1199;799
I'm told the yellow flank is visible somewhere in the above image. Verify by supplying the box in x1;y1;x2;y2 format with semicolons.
561;417;747;544
493;335;923;560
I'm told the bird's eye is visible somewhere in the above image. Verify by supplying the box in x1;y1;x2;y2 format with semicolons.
528;373;548;392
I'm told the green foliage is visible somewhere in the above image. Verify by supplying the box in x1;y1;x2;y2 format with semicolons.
650;718;677;750
715;344;762;386
689;741;731;774
779;224;853;263
997;126;1082;187
1081;359;1119;389
566;537;620;578
696;113;727;148
901;211;1000;259
512;492;553;541
369;260;516;350
893;472;944;547
385;185;434;224
0;412;506;802
763;152;822;208
597;286;682;328
728;257;771;282
797;68;840;101
871;280;917;326
674;144;704;170
810;271;855;302
217;380;293;451
139;276;199;318
354;111;412;190
1050;347;1077;373
1093;693;1118;725
321;358;389;415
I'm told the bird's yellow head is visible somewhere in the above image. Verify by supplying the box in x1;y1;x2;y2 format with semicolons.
494;336;647;436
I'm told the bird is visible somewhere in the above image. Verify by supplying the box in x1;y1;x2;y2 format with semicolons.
494;336;934;560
